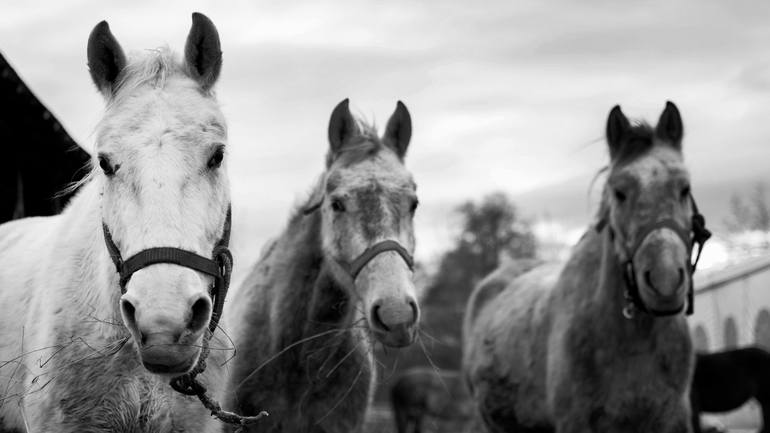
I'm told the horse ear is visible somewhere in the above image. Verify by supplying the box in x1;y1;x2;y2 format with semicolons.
656;101;683;148
87;21;127;97
327;98;359;155
606;105;630;159
384;101;412;159
184;12;222;91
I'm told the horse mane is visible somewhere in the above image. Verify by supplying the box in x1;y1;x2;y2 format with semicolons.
57;158;97;197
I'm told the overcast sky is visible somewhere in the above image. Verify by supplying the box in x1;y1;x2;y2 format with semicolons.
2;0;769;263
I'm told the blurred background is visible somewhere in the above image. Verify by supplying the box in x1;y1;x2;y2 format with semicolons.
2;1;769;432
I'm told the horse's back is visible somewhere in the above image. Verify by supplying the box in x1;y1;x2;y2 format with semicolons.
463;259;542;341
693;346;770;412
462;259;561;430
462;259;554;372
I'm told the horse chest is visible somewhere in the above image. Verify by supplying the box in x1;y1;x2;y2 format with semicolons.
247;335;374;433
29;355;211;433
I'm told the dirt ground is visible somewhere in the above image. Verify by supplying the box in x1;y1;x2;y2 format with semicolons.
364;404;760;433
364;404;474;433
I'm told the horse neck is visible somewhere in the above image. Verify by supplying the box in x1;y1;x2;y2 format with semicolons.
274;209;362;351
57;181;124;334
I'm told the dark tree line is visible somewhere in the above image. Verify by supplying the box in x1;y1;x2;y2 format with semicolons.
725;183;770;233
426;192;536;307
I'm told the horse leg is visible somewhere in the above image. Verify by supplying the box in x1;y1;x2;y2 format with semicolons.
690;396;702;433
759;398;770;433
394;408;408;433
413;415;422;433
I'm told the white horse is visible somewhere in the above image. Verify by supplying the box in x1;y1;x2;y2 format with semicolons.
0;13;233;432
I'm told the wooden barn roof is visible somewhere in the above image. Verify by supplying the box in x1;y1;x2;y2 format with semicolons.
0;51;90;222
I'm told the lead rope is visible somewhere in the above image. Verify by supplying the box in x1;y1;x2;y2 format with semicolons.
103;208;268;429
168;247;268;429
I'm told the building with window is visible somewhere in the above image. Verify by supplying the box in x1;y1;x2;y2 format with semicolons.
691;255;770;351
690;254;770;430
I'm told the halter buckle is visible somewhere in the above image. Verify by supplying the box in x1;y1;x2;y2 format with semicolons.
622;303;636;319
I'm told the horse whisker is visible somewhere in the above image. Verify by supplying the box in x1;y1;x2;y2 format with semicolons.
235;328;344;391
417;335;450;393
325;339;363;379
314;361;365;426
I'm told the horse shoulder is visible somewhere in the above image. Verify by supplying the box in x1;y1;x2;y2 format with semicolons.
0;216;66;424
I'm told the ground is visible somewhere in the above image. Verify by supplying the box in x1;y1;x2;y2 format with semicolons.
363;404;761;433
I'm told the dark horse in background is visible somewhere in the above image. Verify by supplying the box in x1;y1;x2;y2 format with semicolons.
391;367;473;433
0;52;89;222
691;346;770;433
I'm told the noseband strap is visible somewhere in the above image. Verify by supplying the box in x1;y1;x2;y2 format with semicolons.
348;239;415;280
301;196;415;281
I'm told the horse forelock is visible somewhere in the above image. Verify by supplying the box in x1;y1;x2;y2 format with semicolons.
610;121;685;169
108;47;186;105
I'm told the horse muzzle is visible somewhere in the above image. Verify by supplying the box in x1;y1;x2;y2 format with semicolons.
139;333;201;375
369;296;419;347
120;292;212;375
633;230;690;315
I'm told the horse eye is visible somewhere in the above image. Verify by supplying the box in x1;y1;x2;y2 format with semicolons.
207;146;225;169
680;185;691;200
613;188;627;203
410;198;419;213
331;199;346;213
98;155;115;176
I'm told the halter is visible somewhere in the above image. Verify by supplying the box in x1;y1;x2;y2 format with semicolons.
303;196;415;280
102;207;266;427
596;194;711;319
102;206;233;336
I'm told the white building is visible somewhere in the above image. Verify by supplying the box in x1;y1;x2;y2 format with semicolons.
691;255;770;352
689;254;770;430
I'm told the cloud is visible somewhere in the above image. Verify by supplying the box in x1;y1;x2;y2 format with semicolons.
2;0;769;263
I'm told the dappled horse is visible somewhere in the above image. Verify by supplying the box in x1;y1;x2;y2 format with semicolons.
391;367;473;433
224;99;421;432
463;102;711;433
691;346;770;433
0;14;235;432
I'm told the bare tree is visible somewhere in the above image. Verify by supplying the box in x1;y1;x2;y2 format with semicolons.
725;182;770;232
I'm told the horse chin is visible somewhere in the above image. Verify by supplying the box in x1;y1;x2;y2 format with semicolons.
371;323;418;348
138;345;201;376
639;288;687;316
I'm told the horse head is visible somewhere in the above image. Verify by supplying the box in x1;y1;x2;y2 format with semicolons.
311;99;420;347
602;101;707;317
88;13;230;375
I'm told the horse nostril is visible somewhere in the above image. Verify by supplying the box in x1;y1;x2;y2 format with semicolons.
120;298;145;344
407;298;419;325
644;270;656;292
371;304;391;332
677;268;685;288
186;295;212;334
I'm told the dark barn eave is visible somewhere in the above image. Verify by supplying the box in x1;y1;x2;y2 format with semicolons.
0;51;91;223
